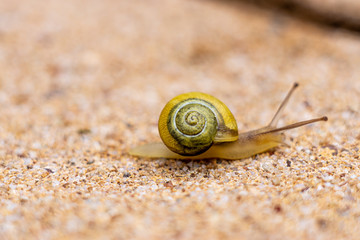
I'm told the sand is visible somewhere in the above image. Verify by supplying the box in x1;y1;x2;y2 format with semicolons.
0;0;360;239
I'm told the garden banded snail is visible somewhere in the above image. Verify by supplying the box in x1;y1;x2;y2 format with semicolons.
129;83;328;160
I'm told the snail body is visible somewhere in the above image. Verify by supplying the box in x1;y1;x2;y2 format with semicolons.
129;83;327;160
129;130;284;160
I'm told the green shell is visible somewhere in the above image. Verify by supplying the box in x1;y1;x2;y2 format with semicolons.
158;92;238;156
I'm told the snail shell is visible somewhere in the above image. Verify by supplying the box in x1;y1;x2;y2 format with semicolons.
158;92;238;156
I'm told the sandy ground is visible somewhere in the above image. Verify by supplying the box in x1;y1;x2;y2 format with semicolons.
0;0;360;239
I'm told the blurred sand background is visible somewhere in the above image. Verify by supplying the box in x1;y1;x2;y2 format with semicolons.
0;0;360;239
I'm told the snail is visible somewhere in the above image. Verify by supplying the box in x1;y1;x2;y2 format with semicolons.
129;83;328;160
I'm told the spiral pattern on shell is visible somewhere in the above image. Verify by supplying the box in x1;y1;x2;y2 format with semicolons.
167;100;218;155
158;92;239;156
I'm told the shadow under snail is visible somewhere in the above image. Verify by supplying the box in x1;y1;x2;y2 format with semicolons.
129;83;328;160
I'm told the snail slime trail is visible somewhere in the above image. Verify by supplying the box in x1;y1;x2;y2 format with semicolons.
129;83;328;160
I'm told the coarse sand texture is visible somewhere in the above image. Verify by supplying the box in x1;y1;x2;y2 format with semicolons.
0;0;360;239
